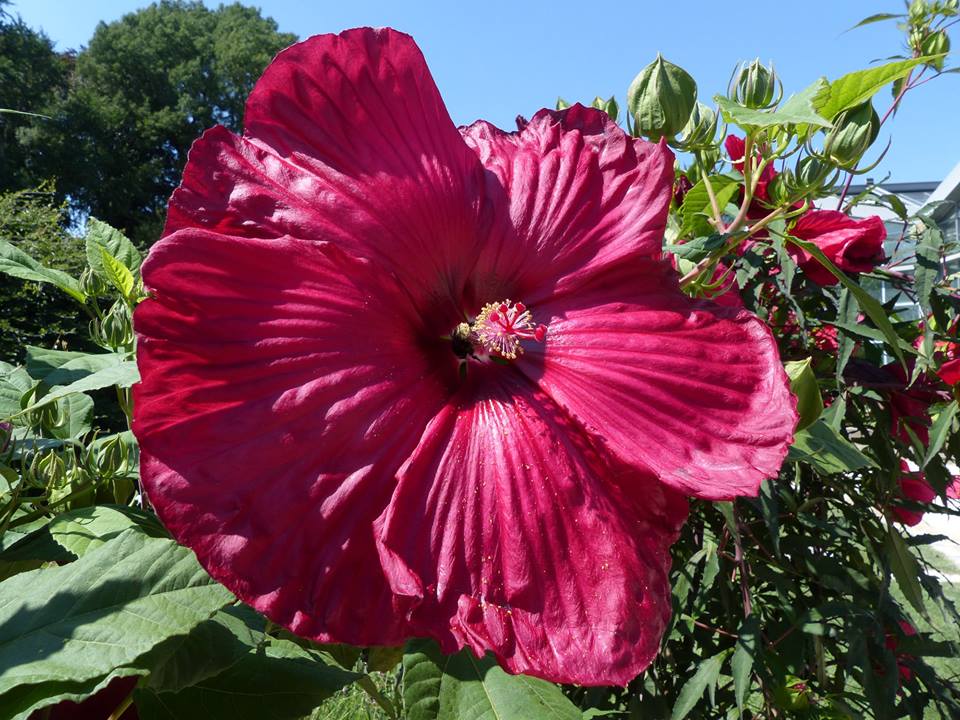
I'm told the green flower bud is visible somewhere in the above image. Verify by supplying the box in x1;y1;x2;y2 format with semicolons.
79;267;109;297
922;30;950;70
765;170;796;207
555;97;570;111
794;156;838;197
101;301;134;349
823;100;880;168
909;0;929;21
20;384;64;432
590;95;619;121
677;101;719;150
88;434;130;479
730;59;782;110
36;451;67;491
627;54;697;141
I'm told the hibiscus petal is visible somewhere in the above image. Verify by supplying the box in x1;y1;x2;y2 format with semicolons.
517;265;798;500
461;106;674;304
134;229;448;644
377;367;688;686
167;28;488;314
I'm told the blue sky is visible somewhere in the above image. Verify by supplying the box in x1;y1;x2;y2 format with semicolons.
9;0;960;182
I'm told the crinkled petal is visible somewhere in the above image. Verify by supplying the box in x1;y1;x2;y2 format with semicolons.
133;229;448;644
166;28;488;314
460;106;674;304
376;367;687;686
516;264;797;500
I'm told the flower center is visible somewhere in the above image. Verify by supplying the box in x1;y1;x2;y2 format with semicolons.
451;299;547;361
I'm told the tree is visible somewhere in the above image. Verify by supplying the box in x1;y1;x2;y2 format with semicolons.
21;1;296;246
0;1;70;192
0;183;90;362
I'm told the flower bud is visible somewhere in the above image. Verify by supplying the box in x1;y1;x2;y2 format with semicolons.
677;101;719;150
730;59;782;110
909;0;929;21
36;451;67;490
80;267;109;297
627;54;697;141
21;384;64;432
101;301;134;349
921;30;949;70
793;156;839;198
555;97;570;111
823;100;880;168
87;433;131;479
765;170;796;207
591;95;619;121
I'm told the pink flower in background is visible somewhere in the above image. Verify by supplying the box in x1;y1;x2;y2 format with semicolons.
883;361;949;446
891;462;937;526
891;461;960;526
937;357;960;385
133;28;797;685
787;210;886;286
885;620;918;684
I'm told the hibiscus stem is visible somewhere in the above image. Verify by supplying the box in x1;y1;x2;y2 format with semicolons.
697;153;724;229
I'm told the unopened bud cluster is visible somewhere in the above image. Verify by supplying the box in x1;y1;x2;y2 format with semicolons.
730;60;782;110
627;54;697;142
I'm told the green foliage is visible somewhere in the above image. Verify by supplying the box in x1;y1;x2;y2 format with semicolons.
402;640;581;720
0;7;958;720
18;0;296;244
0;8;69;192
0;185;89;363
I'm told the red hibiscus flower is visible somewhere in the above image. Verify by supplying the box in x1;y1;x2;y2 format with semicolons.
891;461;960;525
883;361;949;446
891;462;938;526
884;620;917;684
787;210;886;286
937;357;960;385
132;29;797;685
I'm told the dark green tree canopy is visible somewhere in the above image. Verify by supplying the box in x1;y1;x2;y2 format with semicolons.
0;2;70;192
21;1;296;245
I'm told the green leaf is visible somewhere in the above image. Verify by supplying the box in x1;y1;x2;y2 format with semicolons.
0;505;166;563
815;57;939;120
787;237;908;367
714;94;831;129
732;616;760;714
913;220;943;318
847;13;903;31
85;218;141;275
0;238;85;303
368;645;405;673
48;392;94;440
0;366;32;423
671;650;730;720
668;233;726;262
25;347;95;381
401;640;580;720
780;77;831;135
16;361;140;416
2;670;144;720
788;420;876;474
924;401;958;468
141;605;264;693
135;636;361;720
680;175;739;237
26;348;125;387
784;358;824;431
0;530;234;718
99;246;136;298
885;525;927;619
